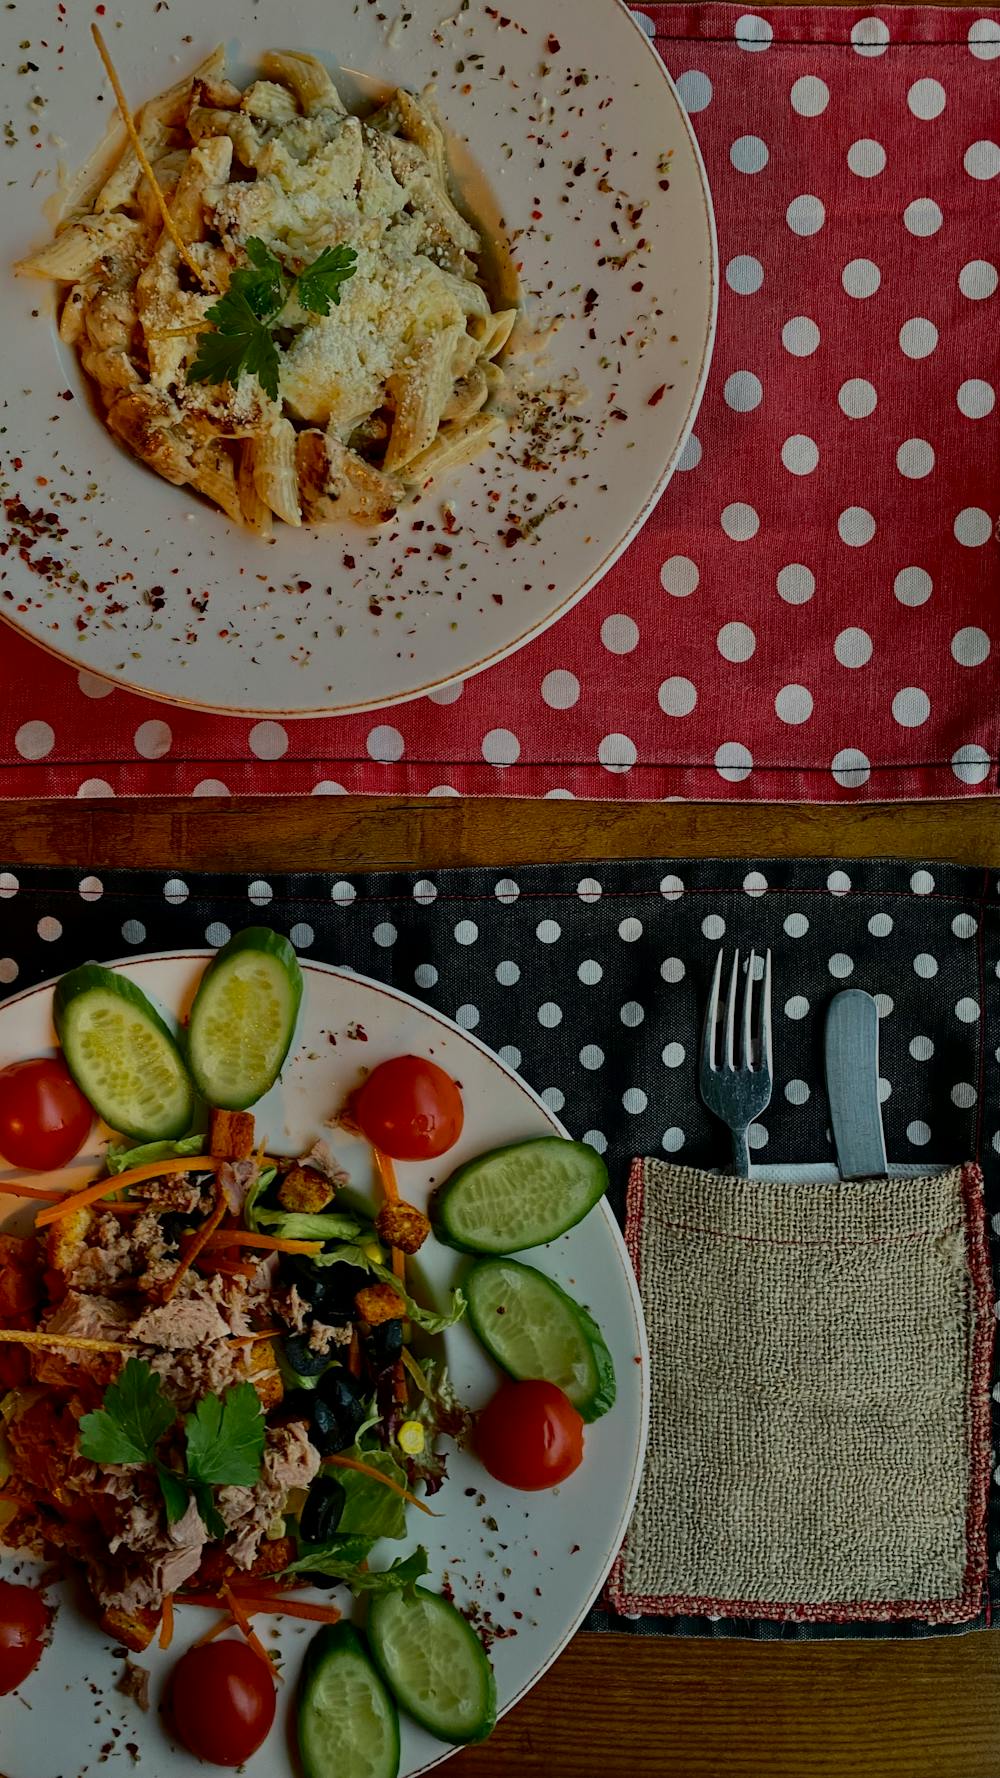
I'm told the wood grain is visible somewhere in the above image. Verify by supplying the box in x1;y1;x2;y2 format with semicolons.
3;786;999;1778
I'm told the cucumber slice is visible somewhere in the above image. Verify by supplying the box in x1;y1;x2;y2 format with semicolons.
466;1257;616;1421
54;964;194;1141
187;926;303;1110
367;1586;496;1745
431;1137;608;1253
297;1622;400;1778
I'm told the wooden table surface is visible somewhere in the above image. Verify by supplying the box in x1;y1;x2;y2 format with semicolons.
4;792;1000;1777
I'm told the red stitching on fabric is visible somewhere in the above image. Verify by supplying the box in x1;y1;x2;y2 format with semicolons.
608;1158;994;1627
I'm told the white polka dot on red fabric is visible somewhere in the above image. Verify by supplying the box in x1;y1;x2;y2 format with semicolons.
677;435;702;472
835;628;873;668
194;779;231;796
964;140;1000;179
838;507;876;547
786;194;825;235
658;677;697;716
790;76;829;116
77;670;114;700
367;725;404;762
969;18;1000;57
903;198;943;237
908;78;946;119
847;139;886;178
248;721;288;760
776;564;815;604
600;614;640;654
951;744;991;784
775;684;813;723
735;13;772;48
714;742;753;783
77;779;115;797
428;785;459;797
954;508;993;546
957;379;995;418
842;259;881;298
782;317;820;357
895;567;932;606
730;135;769;174
675;70;713;112
896;438;935;479
782;434;819;475
482;728;520;765
851;16;890;55
541;670;580;709
15;720;54;760
134;720;172;759
899;318;938;360
721;503;759;541
598;734;636;772
725;255;764;294
892;687;931;727
839;379;877;418
427;681;463;706
717;622;756;662
660;555;699;596
958;260;998;299
831;749;871;788
951;628;991;666
724;371;763;411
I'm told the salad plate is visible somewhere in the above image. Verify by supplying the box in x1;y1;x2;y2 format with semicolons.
0;950;649;1778
0;0;716;716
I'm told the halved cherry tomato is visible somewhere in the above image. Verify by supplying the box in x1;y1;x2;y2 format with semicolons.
171;1639;276;1768
0;1580;49;1694
354;1055;464;1161
0;1057;93;1172
476;1379;585;1491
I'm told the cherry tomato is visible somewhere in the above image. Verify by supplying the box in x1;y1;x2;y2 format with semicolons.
0;1580;49;1694
171;1639;276;1768
0;1057;93;1172
354;1055;464;1161
476;1379;585;1491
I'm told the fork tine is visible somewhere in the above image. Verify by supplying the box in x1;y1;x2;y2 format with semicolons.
761;948;773;1077
724;950;740;1071
701;948;723;1074
743;948;757;1070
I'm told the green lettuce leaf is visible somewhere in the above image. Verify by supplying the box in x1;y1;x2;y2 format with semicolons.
104;1132;206;1175
329;1444;410;1540
252;1207;364;1242
309;1242;467;1333
288;1544;429;1600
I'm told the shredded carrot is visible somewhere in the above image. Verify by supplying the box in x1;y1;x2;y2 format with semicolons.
223;1586;280;1678
0;1329;138;1354
195;1253;260;1280
90;25;213;290
0;1182;62;1202
35;1157;218;1228
373;1148;406;1283
235;1596;343;1624
201;1231;323;1256
191;1612;235;1648
347;1327;362;1378
324;1452;440;1516
161;1180;227;1302
159;1594;174;1650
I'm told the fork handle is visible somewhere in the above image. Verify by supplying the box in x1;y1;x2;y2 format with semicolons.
731;1127;751;1178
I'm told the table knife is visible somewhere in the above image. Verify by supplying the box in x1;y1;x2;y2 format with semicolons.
824;990;888;1179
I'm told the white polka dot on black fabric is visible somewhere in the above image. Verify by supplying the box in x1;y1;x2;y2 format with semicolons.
955;998;980;1023
538;1003;563;1028
784;914;809;938
578;960;603;986
620;1001;645;1027
0;873;19;899
0;959;18;984
580;1044;605;1070
661;958;685;982
455;1005;480;1030
289;924;314;949
618;917;643;942
122;919;146;945
163;878;189;904
952;914;978;939
660;875;684;901
584;1131;608;1154
78;876;103;903
414;964;438;989
785;1080;810;1104
951;1083;977;1108
497;1044;520;1069
37;916;62;942
910;1035;934;1061
702;915;726;941
536;919;561;943
205;922;230;948
914;953;938;978
454;920;478;946
413;880;437;905
248;880;273;907
828;953;854;978
577;877;602;903
785;995;810;1019
331;882;356;907
907;1120;931;1146
495;878;520;905
496;961;520;986
662;1043;685;1067
541;1086;565;1113
623;1088;648;1115
373;923;397;948
662;1128;685;1153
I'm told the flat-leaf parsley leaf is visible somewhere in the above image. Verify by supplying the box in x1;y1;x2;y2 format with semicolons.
296;244;358;316
187;240;357;398
232;236;288;319
189;288;282;402
184;1379;266;1488
78;1356;176;1467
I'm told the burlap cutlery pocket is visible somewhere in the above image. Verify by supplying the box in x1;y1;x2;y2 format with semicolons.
611;1162;993;1624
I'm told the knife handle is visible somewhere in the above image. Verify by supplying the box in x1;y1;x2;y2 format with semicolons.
824;990;889;1180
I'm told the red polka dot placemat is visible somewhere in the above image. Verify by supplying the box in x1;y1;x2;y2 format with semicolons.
1;3;997;801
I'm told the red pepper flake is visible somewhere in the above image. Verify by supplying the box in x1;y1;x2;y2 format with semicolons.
531;208;542;220
35;476;48;487
647;384;666;407
546;33;560;51
631;281;643;292
95;3;106;12
610;409;628;421
433;542;452;558
369;598;383;616
503;527;521;548
659;178;670;191
342;553;356;570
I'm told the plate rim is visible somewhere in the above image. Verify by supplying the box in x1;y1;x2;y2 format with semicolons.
0;947;651;1775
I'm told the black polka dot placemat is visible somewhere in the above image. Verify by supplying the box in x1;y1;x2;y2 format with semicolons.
1;855;997;1640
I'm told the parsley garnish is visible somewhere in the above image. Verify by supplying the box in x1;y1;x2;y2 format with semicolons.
79;1358;265;1536
187;235;357;401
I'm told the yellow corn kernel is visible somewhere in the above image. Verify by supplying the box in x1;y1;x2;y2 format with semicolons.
396;1419;425;1456
364;1241;387;1264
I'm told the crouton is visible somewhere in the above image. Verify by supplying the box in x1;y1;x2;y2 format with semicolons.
374;1200;431;1255
209;1108;255;1161
277;1164;334;1215
247;1338;284;1412
46;1205;95;1284
354;1283;406;1327
99;1603;160;1654
0;1233;42;1320
196;1533;298;1592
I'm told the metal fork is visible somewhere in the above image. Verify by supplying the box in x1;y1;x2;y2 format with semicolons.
699;948;773;1177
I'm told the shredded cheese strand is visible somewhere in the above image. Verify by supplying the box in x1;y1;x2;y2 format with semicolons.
0;1329;140;1354
90;25;214;291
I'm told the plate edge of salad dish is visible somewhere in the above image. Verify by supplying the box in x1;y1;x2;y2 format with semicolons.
0;926;620;1776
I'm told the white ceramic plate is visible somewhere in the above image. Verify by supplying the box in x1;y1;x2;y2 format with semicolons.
0;0;715;716
0;953;649;1778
